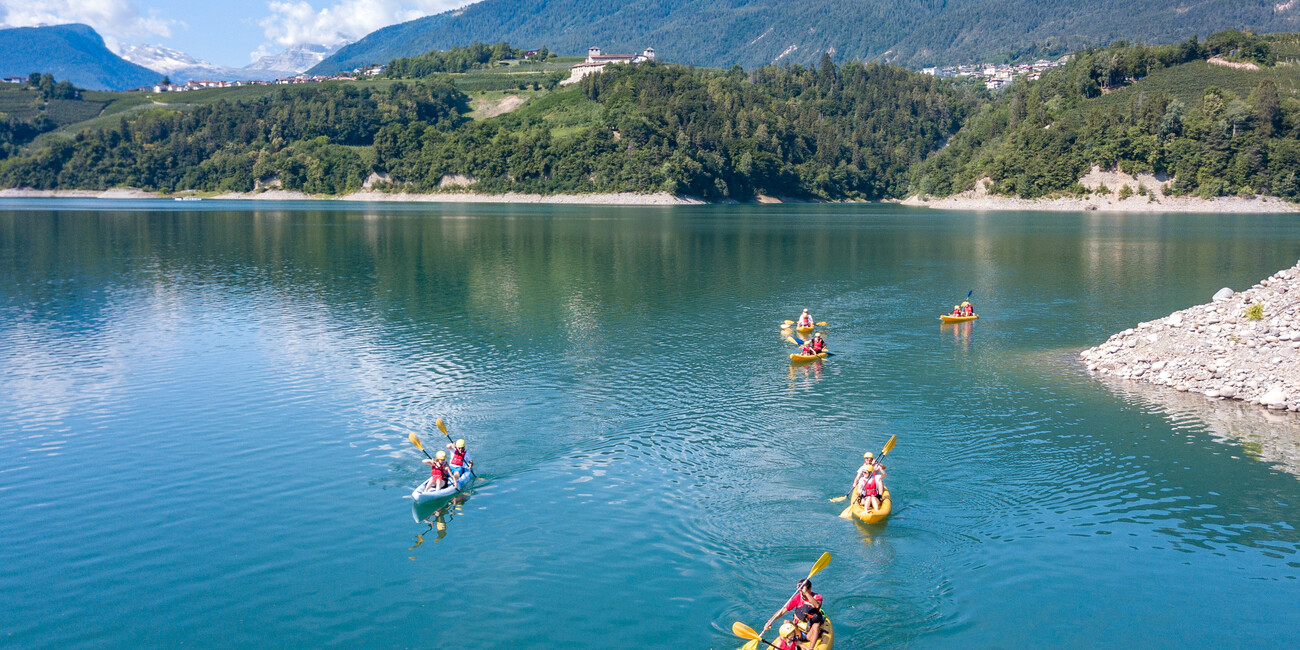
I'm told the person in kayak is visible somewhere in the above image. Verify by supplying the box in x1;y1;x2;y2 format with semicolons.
775;622;801;650
809;333;826;354
951;305;962;317
445;438;473;478
854;452;887;511
961;300;974;316
792;599;827;649
762;579;823;635
422;450;453;490
797;309;814;328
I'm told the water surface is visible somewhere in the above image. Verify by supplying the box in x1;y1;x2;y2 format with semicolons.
2;200;1299;647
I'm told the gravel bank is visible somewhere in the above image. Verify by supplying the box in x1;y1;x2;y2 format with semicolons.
1081;261;1300;413
0;187;704;206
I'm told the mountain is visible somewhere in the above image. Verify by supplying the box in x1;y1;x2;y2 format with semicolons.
0;23;162;90
247;44;339;74
117;44;294;82
310;0;1300;73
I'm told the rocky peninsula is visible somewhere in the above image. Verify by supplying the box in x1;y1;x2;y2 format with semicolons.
1081;262;1300;412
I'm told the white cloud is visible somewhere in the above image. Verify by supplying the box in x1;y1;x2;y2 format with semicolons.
0;0;178;48
255;0;468;58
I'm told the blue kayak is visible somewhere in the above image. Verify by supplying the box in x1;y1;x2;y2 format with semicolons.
410;469;473;503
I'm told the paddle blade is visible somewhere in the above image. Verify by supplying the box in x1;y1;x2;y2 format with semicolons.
815;321;827;326
807;551;832;578
786;336;800;346
881;434;897;457
782;320;795;326
408;432;424;451
838;504;854;519
732;621;760;640
744;640;759;650
436;418;448;435
829;494;848;503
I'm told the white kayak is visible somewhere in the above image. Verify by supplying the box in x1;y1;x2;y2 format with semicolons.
410;469;473;503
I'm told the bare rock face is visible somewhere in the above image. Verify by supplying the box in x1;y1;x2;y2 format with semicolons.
1081;261;1300;415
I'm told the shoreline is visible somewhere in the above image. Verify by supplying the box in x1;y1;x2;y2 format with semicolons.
0;188;705;206
1081;261;1300;414
903;193;1299;213
905;166;1299;213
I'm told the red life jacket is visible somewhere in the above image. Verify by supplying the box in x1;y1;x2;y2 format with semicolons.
778;638;798;650
451;448;466;466
811;338;825;352
430;463;447;481
861;474;879;497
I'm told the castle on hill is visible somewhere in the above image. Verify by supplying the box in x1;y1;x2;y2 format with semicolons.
562;46;656;85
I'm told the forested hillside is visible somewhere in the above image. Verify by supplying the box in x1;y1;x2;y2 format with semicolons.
312;0;1299;73
0;59;978;200
914;32;1300;201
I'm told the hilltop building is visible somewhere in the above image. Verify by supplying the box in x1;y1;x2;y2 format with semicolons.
562;46;656;85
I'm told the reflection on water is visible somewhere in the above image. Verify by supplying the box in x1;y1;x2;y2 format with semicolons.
410;494;469;552
1094;370;1300;478
3;202;1300;648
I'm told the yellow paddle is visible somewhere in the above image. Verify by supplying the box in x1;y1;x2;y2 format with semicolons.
408;432;432;459
832;435;897;516
732;622;780;650
435;418;477;479
816;321;828;326
782;320;795;326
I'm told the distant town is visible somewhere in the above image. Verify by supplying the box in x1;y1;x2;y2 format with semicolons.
923;56;1071;89
141;64;387;93
115;50;1070;93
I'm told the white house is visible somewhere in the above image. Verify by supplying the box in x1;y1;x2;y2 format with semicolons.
562;46;657;85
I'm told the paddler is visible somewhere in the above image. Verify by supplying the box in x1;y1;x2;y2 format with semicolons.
961;300;973;316
809;333;826;355
797;309;814;328
791;598;827;649
445;438;473;478
951;305;962;317
762;579;823;635
853;452;886;511
422;450;453;490
774;622;801;650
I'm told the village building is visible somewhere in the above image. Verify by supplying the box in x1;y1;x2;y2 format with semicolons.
562;46;656;85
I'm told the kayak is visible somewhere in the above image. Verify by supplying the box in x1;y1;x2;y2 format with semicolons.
738;617;833;650
790;352;828;362
847;487;892;524
410;469;473;504
939;314;978;323
795;325;815;334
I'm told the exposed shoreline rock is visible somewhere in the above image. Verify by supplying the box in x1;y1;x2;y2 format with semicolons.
0;187;705;206
905;166;1299;213
1081;261;1300;413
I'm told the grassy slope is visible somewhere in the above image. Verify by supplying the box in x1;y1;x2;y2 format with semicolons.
1095;60;1300;109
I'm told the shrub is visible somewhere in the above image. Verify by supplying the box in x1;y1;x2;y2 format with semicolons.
1095;182;1111;195
1118;184;1134;200
1245;303;1264;320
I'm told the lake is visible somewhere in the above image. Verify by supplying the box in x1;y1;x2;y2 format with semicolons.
2;200;1299;648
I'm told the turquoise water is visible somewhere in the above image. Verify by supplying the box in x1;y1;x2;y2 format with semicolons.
2;200;1300;648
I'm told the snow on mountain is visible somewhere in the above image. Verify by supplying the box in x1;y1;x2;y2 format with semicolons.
245;44;340;74
117;43;294;82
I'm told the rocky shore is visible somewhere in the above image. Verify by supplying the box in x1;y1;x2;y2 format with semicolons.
0;188;704;206
904;167;1299;213
1081;261;1300;412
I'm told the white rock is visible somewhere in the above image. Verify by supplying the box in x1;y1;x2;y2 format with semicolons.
1213;287;1235;301
1166;314;1184;327
1260;386;1288;406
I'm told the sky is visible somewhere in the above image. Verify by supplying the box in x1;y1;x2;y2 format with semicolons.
0;0;476;66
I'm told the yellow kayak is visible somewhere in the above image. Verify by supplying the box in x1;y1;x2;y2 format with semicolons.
738;617;833;650
847;488;892;524
939;314;978;323
790;352;828;362
795;325;814;334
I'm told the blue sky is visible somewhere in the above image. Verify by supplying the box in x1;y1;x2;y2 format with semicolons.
0;0;474;66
